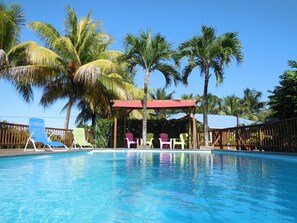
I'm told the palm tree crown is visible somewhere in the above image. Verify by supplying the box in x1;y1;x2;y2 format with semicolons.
178;25;243;146
0;3;24;69
120;30;179;144
5;6;136;129
241;88;265;121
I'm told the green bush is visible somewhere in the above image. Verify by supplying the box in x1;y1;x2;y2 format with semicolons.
93;118;113;148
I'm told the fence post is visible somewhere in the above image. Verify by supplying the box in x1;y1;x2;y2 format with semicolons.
219;129;223;150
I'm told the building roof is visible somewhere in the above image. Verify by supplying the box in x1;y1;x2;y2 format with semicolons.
112;100;196;109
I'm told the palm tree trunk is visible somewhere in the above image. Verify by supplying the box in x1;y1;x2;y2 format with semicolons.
142;69;150;146
64;100;72;130
91;113;96;128
203;69;210;146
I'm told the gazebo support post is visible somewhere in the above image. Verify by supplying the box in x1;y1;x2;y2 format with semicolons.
189;113;192;149
113;116;117;149
123;110;126;145
192;113;197;149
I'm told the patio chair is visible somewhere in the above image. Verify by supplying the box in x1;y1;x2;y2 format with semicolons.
173;133;188;149
125;132;139;148
72;128;94;149
140;133;154;148
159;133;173;149
24;118;68;152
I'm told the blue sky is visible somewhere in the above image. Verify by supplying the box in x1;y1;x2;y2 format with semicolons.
1;0;297;128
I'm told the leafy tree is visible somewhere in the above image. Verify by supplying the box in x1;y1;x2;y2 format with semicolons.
0;3;24;69
268;60;297;119
203;93;222;114
178;25;243;146
219;95;241;116
181;93;199;100
240;88;266;121
4;6;135;129
120;30;179;144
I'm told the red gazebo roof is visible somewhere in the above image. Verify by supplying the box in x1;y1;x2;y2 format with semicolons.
112;100;196;109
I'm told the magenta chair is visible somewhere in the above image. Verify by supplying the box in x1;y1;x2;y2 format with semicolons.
159;133;172;149
125;132;139;148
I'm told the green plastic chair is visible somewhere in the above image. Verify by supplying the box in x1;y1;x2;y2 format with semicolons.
140;133;154;148
173;133;188;150
72;128;94;149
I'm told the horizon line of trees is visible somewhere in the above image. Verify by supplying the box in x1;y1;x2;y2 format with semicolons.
0;3;296;146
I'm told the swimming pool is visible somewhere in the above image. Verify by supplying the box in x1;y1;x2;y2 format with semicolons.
1;150;297;222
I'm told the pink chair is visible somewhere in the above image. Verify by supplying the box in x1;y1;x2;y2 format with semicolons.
159;133;172;149
125;133;139;148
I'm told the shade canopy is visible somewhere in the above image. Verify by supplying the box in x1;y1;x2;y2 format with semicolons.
112;100;196;109
111;100;197;149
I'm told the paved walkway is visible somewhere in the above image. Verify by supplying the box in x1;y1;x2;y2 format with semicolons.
0;148;93;157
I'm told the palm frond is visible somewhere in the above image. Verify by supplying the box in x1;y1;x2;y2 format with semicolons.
28;22;60;49
0;3;24;51
64;5;78;43
8;41;65;69
52;37;80;65
5;65;61;85
154;63;180;86
74;59;116;83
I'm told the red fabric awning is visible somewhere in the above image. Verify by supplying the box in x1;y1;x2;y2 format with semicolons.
112;100;196;109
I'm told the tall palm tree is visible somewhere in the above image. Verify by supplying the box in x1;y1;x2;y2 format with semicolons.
120;30;179;144
0;3;24;69
178;25;243;146
240;88;265;121
5;6;131;129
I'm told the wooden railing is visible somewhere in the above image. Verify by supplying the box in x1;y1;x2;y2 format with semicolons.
0;122;92;149
1;117;297;151
198;117;297;152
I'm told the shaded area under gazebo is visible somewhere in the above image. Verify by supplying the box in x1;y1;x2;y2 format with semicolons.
111;100;197;149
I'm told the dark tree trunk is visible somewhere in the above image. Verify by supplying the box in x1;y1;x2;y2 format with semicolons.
203;68;210;146
142;69;150;146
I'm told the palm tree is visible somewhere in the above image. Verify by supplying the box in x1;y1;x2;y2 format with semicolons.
150;87;175;119
120;30;179;144
0;3;24;69
240;88;265;121
5;6;132;129
76;72;143;126
178;25;243;146
220;95;241;116
206;93;223;114
181;93;198;100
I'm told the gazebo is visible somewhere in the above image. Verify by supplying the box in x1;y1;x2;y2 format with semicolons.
111;99;197;149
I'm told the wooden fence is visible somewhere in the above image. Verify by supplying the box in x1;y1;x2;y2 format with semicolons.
198;117;297;152
1;117;297;151
0;122;92;149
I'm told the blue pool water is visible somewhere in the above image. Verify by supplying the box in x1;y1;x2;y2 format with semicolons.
1;150;297;223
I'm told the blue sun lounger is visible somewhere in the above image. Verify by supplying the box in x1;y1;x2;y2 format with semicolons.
24;118;68;152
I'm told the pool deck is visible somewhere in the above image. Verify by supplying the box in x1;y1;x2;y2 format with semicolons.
0;148;93;157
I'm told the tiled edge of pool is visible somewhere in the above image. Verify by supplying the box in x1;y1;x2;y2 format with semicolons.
1;148;297;158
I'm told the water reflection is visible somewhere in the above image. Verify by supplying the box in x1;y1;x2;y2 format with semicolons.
111;151;297;222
